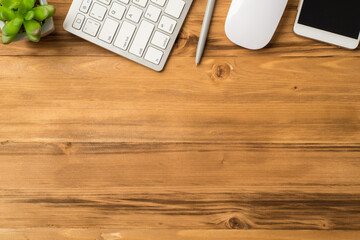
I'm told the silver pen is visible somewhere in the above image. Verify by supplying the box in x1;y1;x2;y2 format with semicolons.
196;0;216;66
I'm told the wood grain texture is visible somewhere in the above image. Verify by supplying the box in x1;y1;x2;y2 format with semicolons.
0;55;359;142
0;1;359;143
1;229;360;240
1;142;360;229
0;0;360;238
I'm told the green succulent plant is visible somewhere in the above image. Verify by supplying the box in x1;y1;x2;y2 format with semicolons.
0;0;55;44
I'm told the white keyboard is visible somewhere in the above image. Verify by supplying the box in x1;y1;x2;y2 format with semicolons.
63;0;193;71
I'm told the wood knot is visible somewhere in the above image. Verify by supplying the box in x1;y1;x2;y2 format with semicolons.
65;142;72;149
319;220;331;230
227;217;250;229
211;63;231;82
1;140;10;145
173;30;194;52
57;142;73;156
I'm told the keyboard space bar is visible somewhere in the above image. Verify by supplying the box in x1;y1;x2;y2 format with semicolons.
129;21;154;57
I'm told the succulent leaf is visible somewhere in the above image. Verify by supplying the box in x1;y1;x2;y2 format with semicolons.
0;6;15;20
32;5;55;21
24;19;41;42
22;0;36;11
0;0;21;10
1;17;23;44
24;9;34;20
2;17;23;35
1;33;16;44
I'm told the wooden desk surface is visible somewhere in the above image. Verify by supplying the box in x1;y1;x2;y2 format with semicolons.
1;0;360;239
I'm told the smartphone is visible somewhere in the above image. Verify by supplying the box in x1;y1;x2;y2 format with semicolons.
294;0;360;49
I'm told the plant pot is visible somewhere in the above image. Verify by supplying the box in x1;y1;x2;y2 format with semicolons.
0;0;55;42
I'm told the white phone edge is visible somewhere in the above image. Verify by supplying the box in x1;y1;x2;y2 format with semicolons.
293;0;360;50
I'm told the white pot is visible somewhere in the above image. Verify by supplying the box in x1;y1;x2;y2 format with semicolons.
0;0;55;42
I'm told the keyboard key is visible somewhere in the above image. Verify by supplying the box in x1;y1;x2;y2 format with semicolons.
97;0;111;5
83;19;101;36
129;20;154;57
165;0;185;18
151;31;170;49
144;47;163;65
109;2;126;20
151;0;166;7
133;0;148;7
90;3;107;21
126;5;143;23
72;14;85;30
158;16;177;34
119;0;130;4
80;0;92;13
114;21;136;50
144;5;161;22
98;18;119;43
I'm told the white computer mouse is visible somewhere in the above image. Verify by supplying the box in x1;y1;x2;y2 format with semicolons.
225;0;288;50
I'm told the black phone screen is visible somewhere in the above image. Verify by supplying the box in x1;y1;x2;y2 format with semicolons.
298;0;360;39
